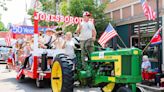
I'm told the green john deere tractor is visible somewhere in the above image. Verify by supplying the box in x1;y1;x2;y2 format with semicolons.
51;44;142;92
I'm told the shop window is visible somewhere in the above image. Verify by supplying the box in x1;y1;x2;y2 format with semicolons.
131;20;162;66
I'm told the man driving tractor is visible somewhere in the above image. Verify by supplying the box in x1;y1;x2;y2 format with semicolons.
76;11;97;63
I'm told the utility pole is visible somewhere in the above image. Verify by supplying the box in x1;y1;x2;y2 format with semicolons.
155;0;163;87
156;0;162;73
55;0;60;15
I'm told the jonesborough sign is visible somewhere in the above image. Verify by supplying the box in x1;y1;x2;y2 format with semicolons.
34;12;94;24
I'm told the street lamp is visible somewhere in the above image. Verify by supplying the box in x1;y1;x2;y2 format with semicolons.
155;0;164;87
0;1;7;11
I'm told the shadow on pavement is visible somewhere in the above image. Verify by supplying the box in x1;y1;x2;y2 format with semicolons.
0;76;51;92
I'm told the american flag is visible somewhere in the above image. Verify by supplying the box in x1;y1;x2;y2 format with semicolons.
5;30;12;46
98;23;118;48
140;0;156;20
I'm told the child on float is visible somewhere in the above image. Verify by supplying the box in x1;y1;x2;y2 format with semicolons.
62;32;77;67
22;41;33;69
7;49;14;70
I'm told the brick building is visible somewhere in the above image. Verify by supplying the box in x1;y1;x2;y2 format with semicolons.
102;0;164;48
101;0;164;68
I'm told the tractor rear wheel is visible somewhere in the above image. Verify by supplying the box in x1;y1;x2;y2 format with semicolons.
51;54;74;92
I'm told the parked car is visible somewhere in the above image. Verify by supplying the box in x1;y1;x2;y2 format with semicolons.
0;38;15;63
0;38;16;46
0;47;10;63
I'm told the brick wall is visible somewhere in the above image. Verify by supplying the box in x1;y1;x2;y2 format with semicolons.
134;3;143;16
103;0;163;25
113;9;120;20
105;0;137;12
122;6;131;19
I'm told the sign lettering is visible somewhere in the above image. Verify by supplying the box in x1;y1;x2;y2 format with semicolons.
34;12;94;24
10;25;54;34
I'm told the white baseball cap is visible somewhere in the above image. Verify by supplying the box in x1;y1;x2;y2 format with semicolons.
46;28;55;32
83;11;91;17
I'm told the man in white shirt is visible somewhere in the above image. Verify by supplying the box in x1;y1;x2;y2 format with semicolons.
39;28;56;70
76;11;97;62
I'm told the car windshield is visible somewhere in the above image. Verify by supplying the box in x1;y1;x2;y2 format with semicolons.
0;38;6;46
0;47;10;61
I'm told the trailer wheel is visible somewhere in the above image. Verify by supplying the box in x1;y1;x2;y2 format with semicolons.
117;87;132;92
36;78;44;88
51;54;74;92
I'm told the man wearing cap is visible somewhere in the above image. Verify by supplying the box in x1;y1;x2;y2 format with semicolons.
76;11;97;63
41;28;55;49
41;28;56;70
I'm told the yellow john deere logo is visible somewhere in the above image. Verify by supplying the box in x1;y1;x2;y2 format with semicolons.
133;50;138;55
92;55;119;60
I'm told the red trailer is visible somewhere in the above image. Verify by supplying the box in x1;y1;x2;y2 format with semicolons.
15;48;64;87
10;11;65;87
7;10;93;88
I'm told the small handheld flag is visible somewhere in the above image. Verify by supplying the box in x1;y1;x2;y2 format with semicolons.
98;23;118;48
150;27;162;45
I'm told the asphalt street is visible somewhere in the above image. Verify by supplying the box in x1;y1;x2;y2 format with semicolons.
0;64;101;92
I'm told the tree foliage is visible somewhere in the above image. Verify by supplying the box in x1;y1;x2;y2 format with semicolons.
28;0;57;27
27;0;110;38
59;1;68;16
0;21;6;31
63;0;110;38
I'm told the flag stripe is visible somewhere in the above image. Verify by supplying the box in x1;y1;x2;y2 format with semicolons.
99;31;117;42
141;0;156;20
100;31;117;44
98;29;117;43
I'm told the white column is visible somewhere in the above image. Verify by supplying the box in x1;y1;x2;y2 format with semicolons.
163;0;164;8
131;4;134;16
33;34;38;56
111;11;113;20
120;8;123;19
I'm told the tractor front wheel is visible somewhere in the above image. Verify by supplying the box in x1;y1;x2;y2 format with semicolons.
51;54;74;92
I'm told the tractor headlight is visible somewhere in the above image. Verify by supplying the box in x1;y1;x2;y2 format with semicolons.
84;56;88;61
